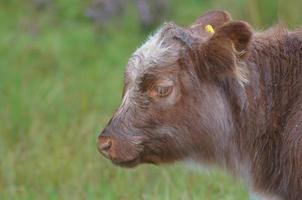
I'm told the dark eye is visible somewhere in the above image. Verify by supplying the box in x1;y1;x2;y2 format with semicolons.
156;86;173;97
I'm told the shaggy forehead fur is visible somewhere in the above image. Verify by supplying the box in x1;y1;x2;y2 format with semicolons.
126;24;183;81
126;23;248;85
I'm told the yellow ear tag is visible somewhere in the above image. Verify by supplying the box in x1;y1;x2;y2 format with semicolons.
205;24;215;34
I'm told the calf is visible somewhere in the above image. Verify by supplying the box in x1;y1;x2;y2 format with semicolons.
98;10;302;200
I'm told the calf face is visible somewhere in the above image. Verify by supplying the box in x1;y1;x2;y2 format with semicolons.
98;10;252;168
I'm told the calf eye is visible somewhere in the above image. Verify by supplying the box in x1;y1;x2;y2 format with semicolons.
156;86;173;97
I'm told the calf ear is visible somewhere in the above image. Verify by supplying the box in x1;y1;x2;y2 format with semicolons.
190;10;231;35
200;21;252;80
211;21;252;53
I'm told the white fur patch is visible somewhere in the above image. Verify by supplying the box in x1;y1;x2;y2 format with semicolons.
127;26;181;81
183;159;211;172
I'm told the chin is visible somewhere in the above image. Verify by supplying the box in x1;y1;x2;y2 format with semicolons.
111;159;141;168
110;155;163;168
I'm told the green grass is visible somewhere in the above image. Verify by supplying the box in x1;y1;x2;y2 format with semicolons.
0;0;301;199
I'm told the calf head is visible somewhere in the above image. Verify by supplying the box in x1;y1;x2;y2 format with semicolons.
98;10;253;168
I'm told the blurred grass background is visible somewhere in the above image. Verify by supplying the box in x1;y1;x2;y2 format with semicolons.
0;0;301;199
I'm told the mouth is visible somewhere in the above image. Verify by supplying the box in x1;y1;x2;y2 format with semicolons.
97;134;146;168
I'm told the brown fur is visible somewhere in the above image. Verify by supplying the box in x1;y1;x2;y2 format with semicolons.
98;10;302;199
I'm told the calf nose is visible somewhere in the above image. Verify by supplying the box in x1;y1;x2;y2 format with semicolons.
98;136;112;158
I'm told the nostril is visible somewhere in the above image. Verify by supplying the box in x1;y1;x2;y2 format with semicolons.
98;128;114;157
100;139;112;151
